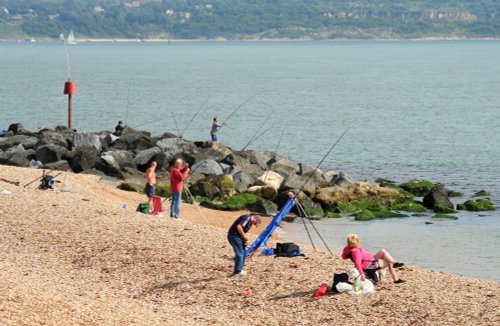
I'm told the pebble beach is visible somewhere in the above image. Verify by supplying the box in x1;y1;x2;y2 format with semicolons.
1;165;499;325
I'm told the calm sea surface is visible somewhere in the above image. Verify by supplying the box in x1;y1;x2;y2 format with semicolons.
1;41;499;281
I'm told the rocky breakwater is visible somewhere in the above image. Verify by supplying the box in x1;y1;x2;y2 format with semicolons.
0;123;495;219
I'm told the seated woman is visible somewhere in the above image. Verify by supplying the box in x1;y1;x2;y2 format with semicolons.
341;233;406;284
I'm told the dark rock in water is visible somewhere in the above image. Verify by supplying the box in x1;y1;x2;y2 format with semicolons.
473;190;490;197
0;135;38;151
457;199;496;211
191;159;223;176
71;133;102;151
247;197;278;215
7;123;28;135
331;172;354;187
0;144;29;167
95;150;136;179
400;179;434;196
43;160;71;171
423;184;454;210
35;144;69;164
432;214;458;220
69;145;99;173
376;178;396;187
233;172;253;193
447;190;464;197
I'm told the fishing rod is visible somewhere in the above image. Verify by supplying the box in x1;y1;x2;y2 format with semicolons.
241;124;274;151
240;112;274;151
263;122;288;182
125;82;131;126
222;90;268;126
297;126;351;195
179;97;209;139
171;112;181;137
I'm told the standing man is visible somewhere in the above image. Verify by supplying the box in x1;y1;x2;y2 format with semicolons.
144;161;157;211
170;158;189;219
210;117;225;142
227;213;262;276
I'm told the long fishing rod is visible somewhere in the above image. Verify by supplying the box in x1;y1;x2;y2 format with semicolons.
240;112;273;151
171;112;181;137
125;82;131;126
263;122;288;182
222;90;268;126
297;126;351;195
241;124;274;151
179;97;209;138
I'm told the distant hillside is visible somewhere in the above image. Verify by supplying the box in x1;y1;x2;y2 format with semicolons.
0;0;499;40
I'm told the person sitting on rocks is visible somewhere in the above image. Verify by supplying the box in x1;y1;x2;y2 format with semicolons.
341;233;406;284
114;121;125;136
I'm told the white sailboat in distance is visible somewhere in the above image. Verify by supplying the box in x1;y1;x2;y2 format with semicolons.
67;30;78;45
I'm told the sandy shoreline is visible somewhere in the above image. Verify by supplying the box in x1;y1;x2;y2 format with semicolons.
1;165;499;325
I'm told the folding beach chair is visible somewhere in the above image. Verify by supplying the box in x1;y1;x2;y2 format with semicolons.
150;196;164;215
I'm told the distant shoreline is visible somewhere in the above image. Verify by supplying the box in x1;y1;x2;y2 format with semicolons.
1;36;500;43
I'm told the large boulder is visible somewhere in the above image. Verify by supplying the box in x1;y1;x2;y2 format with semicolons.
134;147;162;167
7;123;28;135
246;185;278;200
331;172;354;187
457;199;496;211
35;144;69;164
0;144;29;167
400;179;434;197
314;182;402;205
221;153;264;177
190;174;236;200
43;160;71;171
72;133;102;151
233;172;253;193
110;128;155;153
254;171;284;191
280;173;318;197
191;159;223;176
269;157;299;178
423;184;454;211
36;131;69;149
95;150;136;179
237;150;268;170
68;145;99;173
247;197;278;216
0;135;38;151
155;138;198;162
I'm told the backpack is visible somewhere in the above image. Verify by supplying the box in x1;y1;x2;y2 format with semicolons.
331;273;350;293
275;242;304;257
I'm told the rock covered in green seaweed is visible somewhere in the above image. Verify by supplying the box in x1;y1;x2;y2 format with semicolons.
457;198;496;211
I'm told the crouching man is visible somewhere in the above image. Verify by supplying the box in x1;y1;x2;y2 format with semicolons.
227;214;261;276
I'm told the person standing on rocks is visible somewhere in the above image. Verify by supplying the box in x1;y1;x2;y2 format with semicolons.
227;213;262;276
210;117;225;142
144;161;157;210
170;159;189;219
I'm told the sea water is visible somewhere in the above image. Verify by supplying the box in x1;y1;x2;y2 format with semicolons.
1;40;499;281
